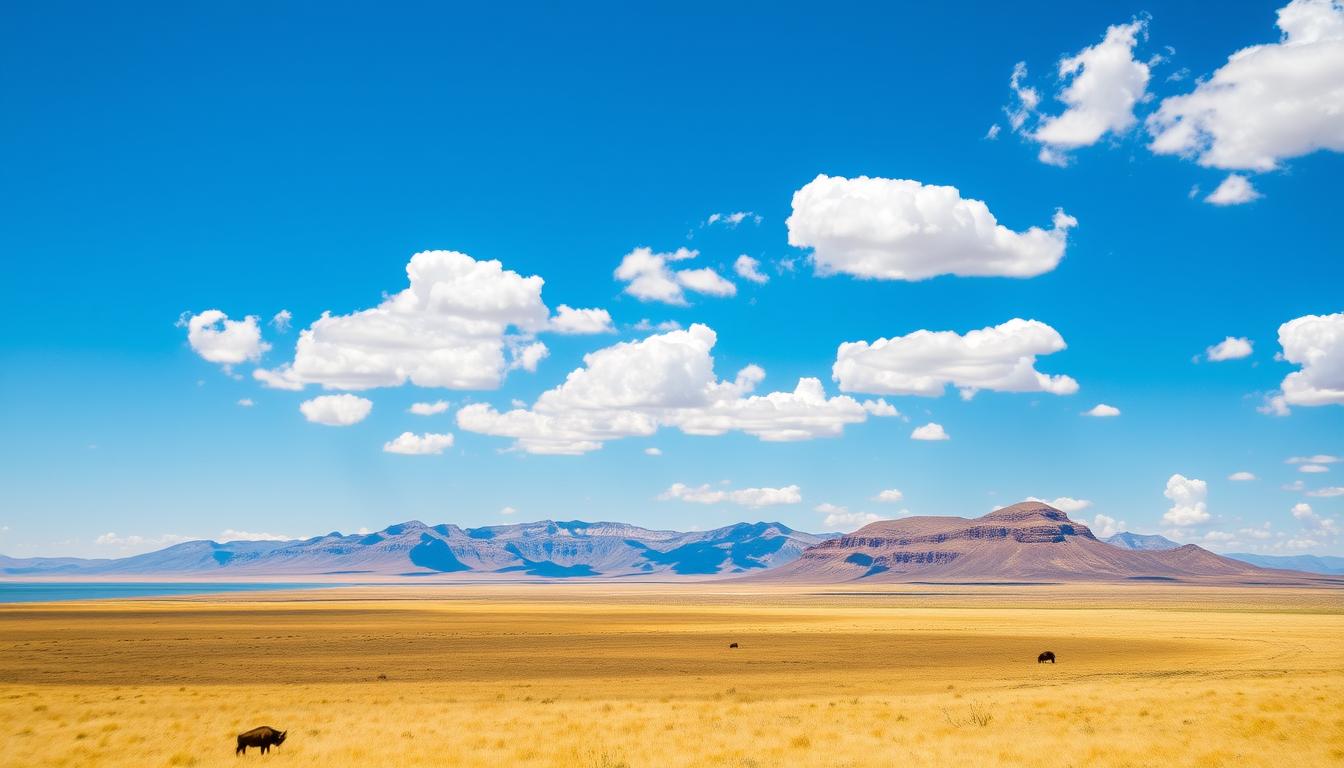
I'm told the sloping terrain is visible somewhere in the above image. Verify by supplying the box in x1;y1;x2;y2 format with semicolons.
758;501;1323;584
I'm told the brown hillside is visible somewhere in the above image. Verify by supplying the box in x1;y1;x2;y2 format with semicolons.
758;501;1325;584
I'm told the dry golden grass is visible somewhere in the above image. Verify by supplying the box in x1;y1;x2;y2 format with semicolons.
1;583;1341;767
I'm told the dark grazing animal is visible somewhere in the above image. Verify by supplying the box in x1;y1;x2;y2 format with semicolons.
729;642;739;648
236;726;287;755
1037;651;1056;664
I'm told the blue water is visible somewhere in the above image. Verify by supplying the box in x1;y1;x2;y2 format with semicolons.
0;582;338;603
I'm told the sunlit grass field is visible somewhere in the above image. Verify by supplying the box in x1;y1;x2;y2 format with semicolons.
2;584;1341;767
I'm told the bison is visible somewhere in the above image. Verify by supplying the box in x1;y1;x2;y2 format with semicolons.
729;642;739;648
1037;651;1056;664
236;726;287;755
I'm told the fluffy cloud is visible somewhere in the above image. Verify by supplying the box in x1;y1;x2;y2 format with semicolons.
456;324;895;454
1292;502;1340;535
1163;474;1211;526
1228;471;1258;481
1011;19;1151;165
614;247;735;304
1091;513;1126;538
644;447;662;456
872;489;904;503
660;483;802;508
253;250;593;392
1085;403;1121;417
181;310;269;366
1147;0;1344;171
548;305;615;335
1205;174;1263;206
816;503;883;530
409;400;450;416
911;423;949;441
834;319;1078;398
270;310;292;333
1206;336;1254;361
1306;486;1344;497
786;175;1076;281
734;255;769;284
382;432;454;455
1028;496;1093;514
299;394;373;426
237;398;255;407
1275;312;1344;407
1300;464;1330;473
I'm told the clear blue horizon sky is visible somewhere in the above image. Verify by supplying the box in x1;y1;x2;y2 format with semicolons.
2;1;1341;558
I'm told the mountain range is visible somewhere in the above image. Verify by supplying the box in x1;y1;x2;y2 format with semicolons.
2;502;1338;583
0;520;832;579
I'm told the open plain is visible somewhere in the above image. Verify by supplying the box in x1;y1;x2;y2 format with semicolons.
2;584;1341;768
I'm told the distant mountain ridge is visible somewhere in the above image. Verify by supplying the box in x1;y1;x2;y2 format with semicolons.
0;520;834;580
754;501;1330;584
1104;532;1182;551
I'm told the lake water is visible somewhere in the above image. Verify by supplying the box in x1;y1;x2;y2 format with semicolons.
0;582;338;603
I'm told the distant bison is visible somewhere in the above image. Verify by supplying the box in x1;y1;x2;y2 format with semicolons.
729;642;739;648
1037;651;1056;664
236;726;287;756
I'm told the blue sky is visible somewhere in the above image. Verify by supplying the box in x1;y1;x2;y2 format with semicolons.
2;1;1341;558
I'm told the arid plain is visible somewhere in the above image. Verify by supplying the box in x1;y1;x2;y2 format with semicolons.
2;584;1341;768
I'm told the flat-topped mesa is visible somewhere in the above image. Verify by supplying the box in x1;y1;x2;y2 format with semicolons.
812;502;1095;554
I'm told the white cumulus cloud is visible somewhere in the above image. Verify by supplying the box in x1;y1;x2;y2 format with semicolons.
614;247;736;304
1275;312;1344;407
1012;19;1152;165
1163;474;1211;526
786;174;1076;281
660;483;802;508
1228;471;1257;481
1204;174;1263;205
872;489;904;503
734;255;769;284
1300;464;1330;473
456;324;894;455
816;503;883;530
382;431;454;455
409;400;450;416
548;305;615;335
299;394;373;426
1027;496;1093;514
911;423;950;441
1147;0;1344;171
180;310;269;366
834;319;1078;399
252;250;586;392
1091;513;1126;538
1085;403;1121;417
1206;336;1254;361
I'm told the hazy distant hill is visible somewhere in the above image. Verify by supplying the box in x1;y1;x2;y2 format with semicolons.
1223;553;1344;575
0;520;833;579
755;501;1325;584
1104;532;1181;551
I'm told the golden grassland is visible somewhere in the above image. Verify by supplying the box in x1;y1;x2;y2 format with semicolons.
1;583;1342;768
